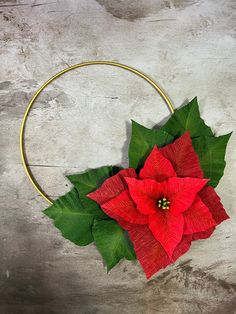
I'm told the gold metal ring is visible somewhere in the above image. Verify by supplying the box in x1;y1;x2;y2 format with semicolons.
20;61;174;205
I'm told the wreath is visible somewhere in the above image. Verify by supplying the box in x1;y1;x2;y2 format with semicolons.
42;97;231;279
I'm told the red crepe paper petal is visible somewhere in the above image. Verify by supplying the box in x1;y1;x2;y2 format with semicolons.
161;132;204;178
128;225;192;279
102;190;149;225
125;178;164;215
128;225;169;279
149;212;184;259
166;177;209;214
199;186;229;224
183;196;216;234
87;168;137;205
139;145;176;182
172;234;192;262
192;227;215;241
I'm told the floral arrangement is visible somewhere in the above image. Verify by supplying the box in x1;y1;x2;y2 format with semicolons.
44;98;231;279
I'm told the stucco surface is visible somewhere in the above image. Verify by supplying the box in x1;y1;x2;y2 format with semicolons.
0;0;236;313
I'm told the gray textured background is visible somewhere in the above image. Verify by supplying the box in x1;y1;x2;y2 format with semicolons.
0;0;236;313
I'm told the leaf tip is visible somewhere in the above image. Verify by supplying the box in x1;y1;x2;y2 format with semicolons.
131;119;141;128
106;265;112;273
43;205;53;217
189;96;199;109
227;131;233;139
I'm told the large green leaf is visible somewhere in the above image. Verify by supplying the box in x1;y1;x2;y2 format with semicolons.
128;120;174;169
44;188;100;246
67;166;119;195
161;97;214;138
93;219;136;271
192;133;232;187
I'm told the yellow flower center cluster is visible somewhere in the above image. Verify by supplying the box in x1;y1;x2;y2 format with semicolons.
157;197;170;210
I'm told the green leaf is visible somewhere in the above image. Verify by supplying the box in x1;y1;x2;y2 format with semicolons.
67;165;120;195
128;120;174;169
161;97;214;138
92;219;136;271
192;133;232;187
78;196;108;220
44;188;97;246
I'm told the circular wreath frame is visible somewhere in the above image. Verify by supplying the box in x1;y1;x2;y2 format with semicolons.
20;61;174;204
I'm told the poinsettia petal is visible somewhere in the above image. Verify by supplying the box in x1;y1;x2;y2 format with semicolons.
101;190;149;225
183;196;216;234
166;177;209;214
139;145;176;181
87;168;137;205
128;225;169;279
192;227;215;240
109;215;133;231
128;225;192;279
125;178;164;215
172;234;192;263
161;131;204;178
148;211;184;259
199;186;229;224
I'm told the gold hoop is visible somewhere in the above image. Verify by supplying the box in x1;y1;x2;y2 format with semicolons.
20;61;174;205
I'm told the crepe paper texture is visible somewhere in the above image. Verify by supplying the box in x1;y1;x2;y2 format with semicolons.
44;97;231;279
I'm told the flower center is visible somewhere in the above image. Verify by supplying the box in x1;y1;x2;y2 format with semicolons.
157;197;170;210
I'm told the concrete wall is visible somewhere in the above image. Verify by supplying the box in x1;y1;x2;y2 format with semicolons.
0;0;236;313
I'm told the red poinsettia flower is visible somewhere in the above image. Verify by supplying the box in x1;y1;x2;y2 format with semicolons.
87;132;229;278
